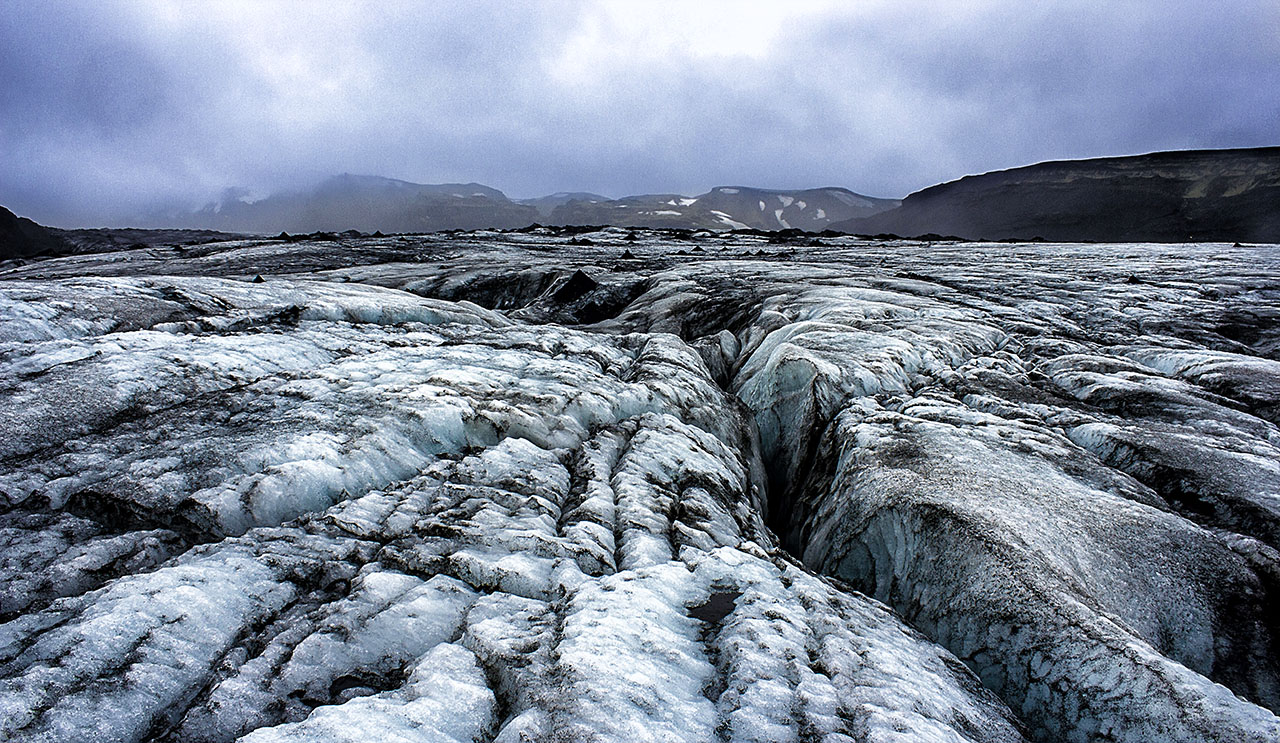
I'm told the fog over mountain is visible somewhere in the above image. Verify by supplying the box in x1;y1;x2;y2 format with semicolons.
148;175;898;235
1;2;1277;226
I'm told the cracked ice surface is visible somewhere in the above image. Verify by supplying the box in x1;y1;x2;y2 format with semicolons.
1;230;1279;741
0;270;1021;742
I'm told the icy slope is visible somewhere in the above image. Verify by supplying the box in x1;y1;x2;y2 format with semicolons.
1;229;1278;741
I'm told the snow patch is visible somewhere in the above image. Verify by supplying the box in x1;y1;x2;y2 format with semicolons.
830;190;874;208
711;211;749;230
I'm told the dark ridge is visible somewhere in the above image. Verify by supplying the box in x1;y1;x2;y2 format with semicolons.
0;206;75;260
53;227;245;254
831;147;1280;242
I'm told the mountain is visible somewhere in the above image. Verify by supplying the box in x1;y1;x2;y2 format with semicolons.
548;186;899;231
163;179;898;235
180;178;896;233
517;192;610;218
832;147;1280;242
179;174;541;234
0;206;73;260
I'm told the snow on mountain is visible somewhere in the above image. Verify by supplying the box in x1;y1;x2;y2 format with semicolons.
143;177;897;237
548;186;898;231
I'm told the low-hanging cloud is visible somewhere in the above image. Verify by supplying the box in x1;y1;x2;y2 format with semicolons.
2;0;1277;226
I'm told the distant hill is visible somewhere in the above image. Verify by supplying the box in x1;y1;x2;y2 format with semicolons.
176;174;541;234
518;192;610;218
56;148;1280;241
548;186;899;231
55;228;244;253
831;147;1280;242
0;206;73;260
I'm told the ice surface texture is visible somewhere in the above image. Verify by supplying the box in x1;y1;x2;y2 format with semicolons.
1;230;1278;741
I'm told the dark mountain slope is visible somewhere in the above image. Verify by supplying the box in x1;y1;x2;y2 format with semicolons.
0;206;74;260
832;147;1280;242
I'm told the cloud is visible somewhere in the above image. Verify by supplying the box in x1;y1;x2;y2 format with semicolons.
1;0;1276;226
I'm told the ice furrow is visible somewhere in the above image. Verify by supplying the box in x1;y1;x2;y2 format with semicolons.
724;261;1280;740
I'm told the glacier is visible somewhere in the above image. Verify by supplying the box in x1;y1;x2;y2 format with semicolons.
0;229;1277;742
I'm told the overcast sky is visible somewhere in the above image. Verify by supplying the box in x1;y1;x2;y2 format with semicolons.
2;0;1277;226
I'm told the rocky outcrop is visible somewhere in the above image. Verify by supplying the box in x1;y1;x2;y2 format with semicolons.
166;178;899;235
52;227;244;254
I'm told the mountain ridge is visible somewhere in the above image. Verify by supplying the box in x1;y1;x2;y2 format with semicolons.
0;205;74;259
146;176;899;235
5;146;1278;255
831;146;1280;242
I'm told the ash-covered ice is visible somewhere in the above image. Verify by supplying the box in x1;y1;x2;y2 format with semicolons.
1;229;1277;742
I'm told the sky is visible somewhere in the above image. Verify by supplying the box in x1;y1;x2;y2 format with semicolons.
2;0;1278;226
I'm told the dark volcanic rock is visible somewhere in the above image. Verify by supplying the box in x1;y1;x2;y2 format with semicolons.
832;147;1280;242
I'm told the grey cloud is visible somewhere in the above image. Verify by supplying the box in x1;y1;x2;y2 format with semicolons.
1;1;1276;226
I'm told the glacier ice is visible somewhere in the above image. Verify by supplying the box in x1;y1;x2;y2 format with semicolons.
1;231;1278;741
